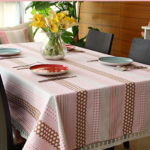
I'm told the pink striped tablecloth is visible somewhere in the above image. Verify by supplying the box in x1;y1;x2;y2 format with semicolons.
0;42;150;150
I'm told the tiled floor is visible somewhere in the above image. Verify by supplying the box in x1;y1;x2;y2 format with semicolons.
115;136;150;150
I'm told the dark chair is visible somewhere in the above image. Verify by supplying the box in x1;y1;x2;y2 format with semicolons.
85;30;114;54
121;38;150;150
129;38;150;65
0;75;25;150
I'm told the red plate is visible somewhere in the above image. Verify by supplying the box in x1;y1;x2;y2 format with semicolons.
65;44;75;51
30;64;68;75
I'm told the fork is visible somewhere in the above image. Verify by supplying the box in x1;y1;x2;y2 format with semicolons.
0;55;24;60
38;74;76;83
87;59;99;62
13;62;42;69
114;64;147;71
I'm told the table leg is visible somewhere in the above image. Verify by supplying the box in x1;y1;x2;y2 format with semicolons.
123;141;130;149
105;147;114;150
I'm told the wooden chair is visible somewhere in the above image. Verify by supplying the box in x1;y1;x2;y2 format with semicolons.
85;30;114;54
0;75;25;150
129;38;150;65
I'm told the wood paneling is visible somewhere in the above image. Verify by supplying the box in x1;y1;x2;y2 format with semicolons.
79;2;150;57
115;136;150;150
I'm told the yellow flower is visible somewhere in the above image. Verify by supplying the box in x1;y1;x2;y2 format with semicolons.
57;12;65;20
49;10;56;19
30;14;46;28
30;9;77;33
50;24;59;33
61;11;69;15
61;16;78;29
53;16;60;24
56;11;68;21
47;16;60;32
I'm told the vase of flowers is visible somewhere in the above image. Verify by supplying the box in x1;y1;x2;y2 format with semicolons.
30;10;77;60
42;31;66;60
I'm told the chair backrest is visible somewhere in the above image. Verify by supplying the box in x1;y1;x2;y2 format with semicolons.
0;76;13;150
85;30;114;54
0;22;34;44
128;38;150;65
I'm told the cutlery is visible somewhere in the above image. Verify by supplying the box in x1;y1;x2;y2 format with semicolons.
87;59;99;62
38;74;76;83
114;64;147;71
17;67;30;70
67;49;84;53
13;62;42;69
0;56;24;60
13;63;33;68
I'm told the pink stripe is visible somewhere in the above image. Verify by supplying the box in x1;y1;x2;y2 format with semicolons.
0;31;9;44
23;28;29;42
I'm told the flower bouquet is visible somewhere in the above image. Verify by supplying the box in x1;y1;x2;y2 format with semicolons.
30;10;78;60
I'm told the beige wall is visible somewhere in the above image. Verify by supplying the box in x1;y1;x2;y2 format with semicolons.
79;2;150;57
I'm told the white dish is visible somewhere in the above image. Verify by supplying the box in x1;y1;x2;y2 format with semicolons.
0;48;21;56
99;57;133;66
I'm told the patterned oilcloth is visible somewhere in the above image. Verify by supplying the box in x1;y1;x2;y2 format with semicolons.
0;42;150;150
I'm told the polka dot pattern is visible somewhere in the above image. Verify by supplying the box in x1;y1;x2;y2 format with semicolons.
76;90;88;148
34;120;60;149
123;82;135;134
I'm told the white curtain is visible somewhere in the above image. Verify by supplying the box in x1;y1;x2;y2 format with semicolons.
0;2;23;27
23;1;47;42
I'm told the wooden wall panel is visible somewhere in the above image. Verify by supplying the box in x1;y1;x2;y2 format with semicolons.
79;2;150;57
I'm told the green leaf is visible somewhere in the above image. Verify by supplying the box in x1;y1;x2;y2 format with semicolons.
71;40;85;48
62;31;73;36
88;27;100;31
62;36;74;44
71;34;87;48
61;31;74;43
38;7;51;17
34;2;56;11
69;7;74;17
33;28;39;37
31;8;36;15
25;2;34;12
72;26;79;37
25;2;57;12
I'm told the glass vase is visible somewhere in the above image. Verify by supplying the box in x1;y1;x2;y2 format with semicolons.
41;32;66;60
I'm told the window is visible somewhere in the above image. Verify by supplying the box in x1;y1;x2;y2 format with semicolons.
0;2;22;27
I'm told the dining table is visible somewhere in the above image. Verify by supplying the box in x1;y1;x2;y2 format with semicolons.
0;42;150;150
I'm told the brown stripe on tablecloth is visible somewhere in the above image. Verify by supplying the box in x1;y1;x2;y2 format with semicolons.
8;58;27;66
17;43;101;58
143;68;150;73
7;91;40;120
16;43;38;53
65;59;130;83
55;80;84;92
123;82;135;134
84;50;103;58
55;80;88;148
34;120;60;149
56;80;135;141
